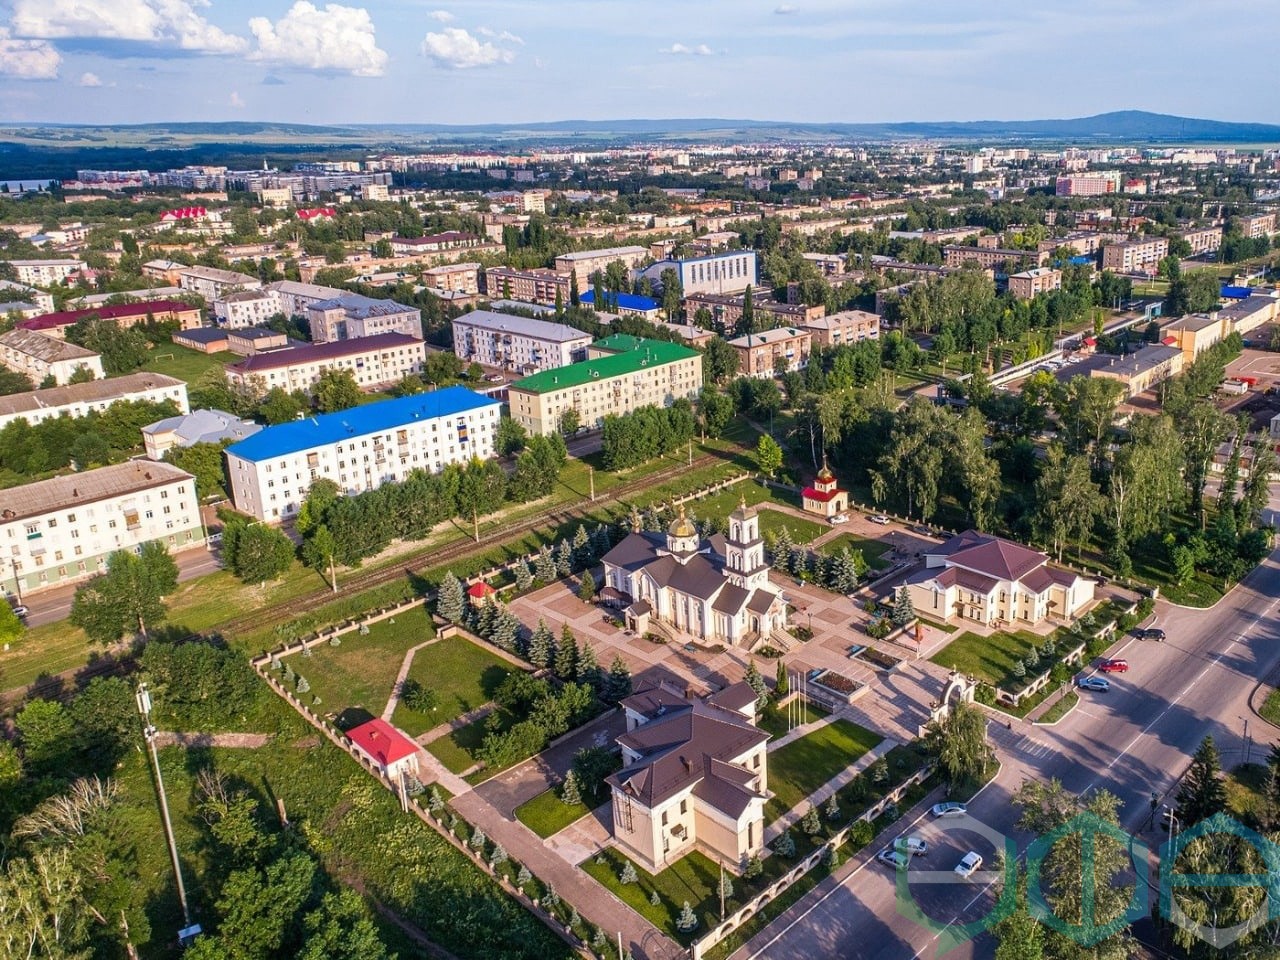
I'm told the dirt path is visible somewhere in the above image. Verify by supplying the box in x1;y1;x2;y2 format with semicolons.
151;731;273;748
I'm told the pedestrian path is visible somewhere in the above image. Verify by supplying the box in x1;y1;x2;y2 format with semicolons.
988;721;1054;760
415;703;495;746
381;638;439;721
764;738;899;843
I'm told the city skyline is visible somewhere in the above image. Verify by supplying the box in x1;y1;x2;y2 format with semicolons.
0;0;1275;126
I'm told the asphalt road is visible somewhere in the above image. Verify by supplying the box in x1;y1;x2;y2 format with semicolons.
740;494;1280;960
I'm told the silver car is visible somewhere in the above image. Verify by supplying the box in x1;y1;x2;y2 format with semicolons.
954;852;983;877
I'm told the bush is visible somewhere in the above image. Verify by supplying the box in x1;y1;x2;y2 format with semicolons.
848;819;874;850
974;683;997;706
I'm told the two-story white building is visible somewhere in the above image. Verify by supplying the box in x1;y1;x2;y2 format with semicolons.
0;372;188;431
0;460;204;597
224;386;500;521
451;310;592;374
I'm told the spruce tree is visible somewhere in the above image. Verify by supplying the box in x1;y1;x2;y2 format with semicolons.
554;626;578;679
744;660;769;710
578;569;597;602
825;793;841;821
717;872;734;901
516;864;532;888
801;804;821;836
436;570;465;623
555;539;574;577
514;557;534;592
775;659;789;697
676;901;698;933
476;597;498;638
491;612;520;652
892;587;916;627
605;655;633;702
775;829;796;858
534;546;557;583
572;524;592;567
576;641;600;689
528;619;556;669
592;524;613;557
619;861;638;884
1176;734;1228;826
561;769;583;806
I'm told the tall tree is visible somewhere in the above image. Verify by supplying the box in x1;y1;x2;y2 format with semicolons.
223;522;295;584
313;368;362;413
925;700;993;789
755;434;783;480
1177;401;1229;529
69;542;178;642
1176;734;1227;827
1052;375;1124;466
1033;445;1100;562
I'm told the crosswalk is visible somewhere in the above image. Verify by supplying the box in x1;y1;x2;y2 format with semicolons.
989;721;1055;760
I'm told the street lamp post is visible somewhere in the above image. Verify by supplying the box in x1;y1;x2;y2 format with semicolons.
137;682;200;944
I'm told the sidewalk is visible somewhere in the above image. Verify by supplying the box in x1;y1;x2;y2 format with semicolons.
764;738;899;844
381;638;440;721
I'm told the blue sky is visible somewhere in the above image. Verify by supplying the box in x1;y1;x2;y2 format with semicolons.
0;0;1273;126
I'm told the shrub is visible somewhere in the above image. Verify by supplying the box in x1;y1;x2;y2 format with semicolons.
649;889;661;907
974;683;997;706
848;819;874;849
619;861;638;885
742;854;763;880
676;901;699;933
801;805;822;836
1010;659;1026;680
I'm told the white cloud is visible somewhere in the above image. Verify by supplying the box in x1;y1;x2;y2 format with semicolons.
428;9;454;22
249;2;388;77
0;27;61;79
421;27;515;69
774;4;798;13
663;42;714;56
229;90;244;108
11;0;247;54
78;71;103;86
478;26;523;45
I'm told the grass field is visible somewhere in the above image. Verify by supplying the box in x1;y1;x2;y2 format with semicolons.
1036;691;1079;725
1261;687;1280;727
820;532;893;569
282;605;432;721
582;848;729;944
765;718;883;823
757;508;826;545
757;699;828;740
426;707;515;776
929;629;1040;689
514;787;590;838
391;633;517;736
142;344;237;383
1225;762;1270;829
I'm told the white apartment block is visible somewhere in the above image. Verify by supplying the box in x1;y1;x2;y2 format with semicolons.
177;265;262;300
1101;238;1169;275
452;310;592;374
422;262;481;296
6;260;87;286
214;290;278;329
0;372;188;431
636;250;758;296
1179;226;1223;256
266;280;347;318
307;294;423;344
224;333;426;395
0;460;204;597
0;329;104;385
0;281;55;313
224;387;501;521
554;245;650;288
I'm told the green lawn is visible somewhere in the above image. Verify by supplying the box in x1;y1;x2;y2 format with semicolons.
1036;691;1078;725
514;788;591;838
1225;763;1271;829
820;532;893;569
426;707;516;776
1261;687;1280;727
582;849;736;944
766;718;883;823
281;605;433;720
142;344;237;384
929;629;1040;688
757;508;826;546
757;700;828;740
391;634;517;736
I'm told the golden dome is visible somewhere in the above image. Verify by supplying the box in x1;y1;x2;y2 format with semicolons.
668;504;697;539
817;455;835;482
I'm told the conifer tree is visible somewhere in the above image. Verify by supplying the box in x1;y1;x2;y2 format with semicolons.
437;570;465;623
528;619;556;669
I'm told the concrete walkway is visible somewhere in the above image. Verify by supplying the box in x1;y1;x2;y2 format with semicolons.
381;638;440;721
415;703;495;746
764;738;899;844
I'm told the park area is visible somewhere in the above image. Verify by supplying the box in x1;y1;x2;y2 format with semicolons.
820;532;893;570
765;718;883;822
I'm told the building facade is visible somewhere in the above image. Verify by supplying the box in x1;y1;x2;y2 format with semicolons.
307;294;423;344
727;327;812;377
801;460;849;518
482;266;572;305
5;260;87;285
451;310;592;374
1237;213;1277;240
0;460;204;598
682;292;821;332
224;387;500;521
943;245;1045;272
1079;345;1185;397
224;333;426;395
142;409;261;460
177;266;262;300
0;372;188;430
1101;238;1169;274
0;329;104;385
422;262;481;296
507;336;702;436
554;245;649;288
214;290;278;328
1007;268;1063;299
19;299;203;339
798;310;880;348
1179;226;1223;256
638;251;758;296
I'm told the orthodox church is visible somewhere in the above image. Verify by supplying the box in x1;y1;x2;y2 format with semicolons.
601;497;787;647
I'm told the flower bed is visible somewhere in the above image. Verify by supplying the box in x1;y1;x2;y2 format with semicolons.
812;670;858;694
855;647;902;672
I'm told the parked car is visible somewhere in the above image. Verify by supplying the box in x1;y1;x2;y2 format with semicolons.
829;514;850;525
10;604;28;619
1077;676;1111;692
1141;627;1166;642
877;847;910;869
954;852;983;877
931;802;968;818
868;514;891;525
894;836;928;857
1099;658;1129;673
484;373;505;383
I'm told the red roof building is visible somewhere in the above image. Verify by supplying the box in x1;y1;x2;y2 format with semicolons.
160;206;208;221
466;581;498;606
297;208;336;220
20;299;203;337
347;718;420;778
801;458;849;518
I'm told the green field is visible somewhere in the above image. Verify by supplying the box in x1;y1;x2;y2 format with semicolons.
142;344;237;383
757;699;828;740
514;787;591;838
391;633;518;736
765;718;883;823
281;605;432;720
820;532;893;569
757;508;826;545
929;628;1041;689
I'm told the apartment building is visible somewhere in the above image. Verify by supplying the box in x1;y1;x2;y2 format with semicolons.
798;310;880;348
0;460;204;597
307;294;423;344
682;291;821;332
224;387;501;522
554;245;649;288
224;333;426;395
141;259;185;285
214;290;278;328
1034;232;1113;258
1237;213;1277;240
1101;237;1169;275
389;232;484;256
0;330;104;385
637;250;758;296
507;335;702;437
266;280;347;318
1054;174;1119;196
0;281;54;314
483;266;571;305
422;262;481;296
177;266;261;300
19;299;203;340
1078;345;1185;397
5;259;87;286
0;372;187;431
1179;226;1224;256
452;310;592;374
943;245;1045;272
1007;268;1063;299
727;327;813;377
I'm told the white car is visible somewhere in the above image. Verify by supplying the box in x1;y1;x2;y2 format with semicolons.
828;514;850;525
954;852;983;877
931;802;967;818
876;847;909;869
484;373;505;383
868;514;891;525
894;836;928;857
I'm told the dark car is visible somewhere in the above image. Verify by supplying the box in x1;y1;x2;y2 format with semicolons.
1141;628;1166;642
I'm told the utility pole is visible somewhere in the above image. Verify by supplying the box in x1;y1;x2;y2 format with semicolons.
328;552;337;594
137;683;200;944
688;440;693;466
719;859;726;921
589;465;595;502
472;506;479;544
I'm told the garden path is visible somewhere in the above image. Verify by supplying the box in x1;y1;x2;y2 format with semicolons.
763;738;898;844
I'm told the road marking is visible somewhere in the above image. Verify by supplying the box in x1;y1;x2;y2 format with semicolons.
908;876;1002;960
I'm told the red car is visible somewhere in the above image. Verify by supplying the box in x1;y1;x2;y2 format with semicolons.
1099;658;1129;674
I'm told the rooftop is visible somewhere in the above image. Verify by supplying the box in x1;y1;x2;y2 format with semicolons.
226;332;424;374
580;289;660;312
0;328;98;363
0;460;193;523
1076;344;1183;379
142;408;261;446
19;299;201;332
174;328;229;345
0;372;184;418
555;245;647;262
224;385;499;462
510;337;698;395
453;309;593;343
346;718;419;767
308;293;416;319
727;327;810;348
178;265;258;284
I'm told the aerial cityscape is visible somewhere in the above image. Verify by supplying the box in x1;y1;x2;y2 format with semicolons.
1;4;1280;960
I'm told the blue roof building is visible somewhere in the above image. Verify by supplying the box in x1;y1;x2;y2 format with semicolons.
1220;285;1253;300
581;289;662;318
